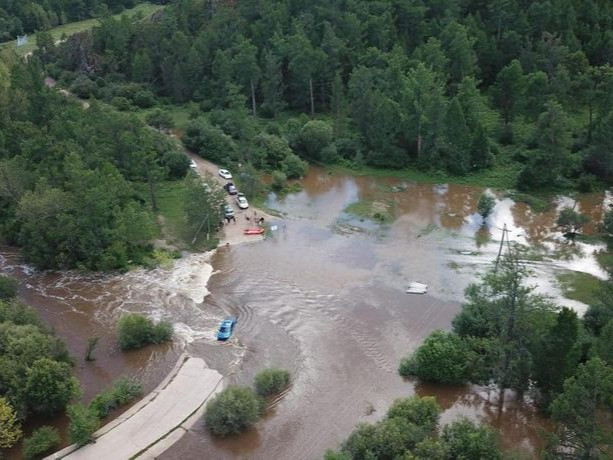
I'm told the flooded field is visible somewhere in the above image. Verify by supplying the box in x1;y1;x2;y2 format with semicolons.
1;167;609;458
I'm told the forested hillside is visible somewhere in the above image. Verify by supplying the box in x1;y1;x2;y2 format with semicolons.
0;53;189;270
44;0;613;191
0;0;166;41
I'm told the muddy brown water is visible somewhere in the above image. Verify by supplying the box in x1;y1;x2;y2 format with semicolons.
1;167;608;459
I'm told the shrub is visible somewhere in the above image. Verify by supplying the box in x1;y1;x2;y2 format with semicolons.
132;90;156;108
151;320;173;344
118;313;173;350
0;275;18;300
184;120;238;163
23;426;60;460
0;396;22;448
442;418;502;459
604;209;613;235
254;133;293;170
145;110;175;131
25;358;80;415
89;377;142;419
399;330;474;384
0;299;40;325
161;150;190;179
69;76;96;99
254;368;291;397
271;171;287;192
204;386;263;436
557;207;590;237
477;192;496;219
111;96;131;111
386;397;440;433
67;403;99;446
299;120;333;159
578;173;597;193
281;153;308;179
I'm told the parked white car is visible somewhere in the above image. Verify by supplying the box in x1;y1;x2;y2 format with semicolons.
236;194;249;209
219;169;232;180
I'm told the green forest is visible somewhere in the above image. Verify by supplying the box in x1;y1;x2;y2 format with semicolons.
0;0;166;41
36;0;613;192
0;53;190;270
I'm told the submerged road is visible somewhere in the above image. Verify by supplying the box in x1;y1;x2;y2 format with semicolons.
49;355;223;460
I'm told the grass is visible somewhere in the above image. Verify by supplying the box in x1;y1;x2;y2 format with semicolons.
596;250;613;273
133;102;196;132
556;271;603;306
507;191;552;212
155;180;218;251
329;160;522;190
345;199;394;223
0;3;165;57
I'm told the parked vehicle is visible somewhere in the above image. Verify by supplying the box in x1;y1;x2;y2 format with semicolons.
236;194;249;209
223;204;234;218
219;169;232;180
227;184;238;195
217;317;237;340
223;181;235;191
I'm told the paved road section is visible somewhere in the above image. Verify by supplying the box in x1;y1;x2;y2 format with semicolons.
49;355;223;459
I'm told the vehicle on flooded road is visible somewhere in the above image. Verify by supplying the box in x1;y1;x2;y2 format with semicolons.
219;169;232;180
217;317;237;341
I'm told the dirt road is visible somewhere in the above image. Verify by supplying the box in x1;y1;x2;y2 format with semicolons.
188;154;277;247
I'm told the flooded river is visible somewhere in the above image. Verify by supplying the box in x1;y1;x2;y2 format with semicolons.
1;167;609;458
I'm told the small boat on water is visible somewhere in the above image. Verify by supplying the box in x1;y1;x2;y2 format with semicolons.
244;227;265;235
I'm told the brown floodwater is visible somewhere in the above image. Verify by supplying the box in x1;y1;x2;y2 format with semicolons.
0;167;608;459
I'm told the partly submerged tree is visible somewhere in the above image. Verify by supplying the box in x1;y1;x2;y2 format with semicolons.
477;192;496;220
557;207;590;239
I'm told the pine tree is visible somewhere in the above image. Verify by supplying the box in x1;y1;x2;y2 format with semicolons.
261;49;285;118
443;98;471;174
470;123;494;169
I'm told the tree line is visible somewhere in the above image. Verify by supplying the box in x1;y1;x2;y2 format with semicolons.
401;252;613;458
0;0;165;42
0;52;190;270
36;0;613;190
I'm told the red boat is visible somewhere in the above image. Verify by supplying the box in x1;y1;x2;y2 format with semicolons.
244;227;265;235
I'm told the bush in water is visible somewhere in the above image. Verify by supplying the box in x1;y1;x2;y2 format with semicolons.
254;368;291;397
118;313;173;350
398;330;474;385
477;193;496;220
23;426;61;460
89;377;142;419
67;403;99;446
204;386;263;436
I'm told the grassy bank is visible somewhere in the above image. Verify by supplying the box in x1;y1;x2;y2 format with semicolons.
155;180;218;251
329;157;522;190
0;3;164;57
556;271;603;306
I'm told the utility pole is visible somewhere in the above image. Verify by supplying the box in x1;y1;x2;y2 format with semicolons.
494;223;508;272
